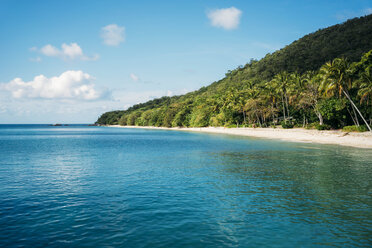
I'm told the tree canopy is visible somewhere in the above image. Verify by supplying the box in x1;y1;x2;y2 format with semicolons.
96;15;372;131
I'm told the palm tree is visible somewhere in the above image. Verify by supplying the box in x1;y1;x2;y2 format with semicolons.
299;71;324;125
245;97;263;127
264;81;280;124
271;71;292;122
356;67;372;105
226;89;251;126
355;67;372;126
320;58;371;131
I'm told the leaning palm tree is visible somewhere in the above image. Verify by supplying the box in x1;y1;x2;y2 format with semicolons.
356;67;372;105
320;58;371;131
355;67;372;126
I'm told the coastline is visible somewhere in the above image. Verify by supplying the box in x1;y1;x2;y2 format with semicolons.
106;125;372;149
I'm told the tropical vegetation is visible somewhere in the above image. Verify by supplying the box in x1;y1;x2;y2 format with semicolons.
96;15;372;131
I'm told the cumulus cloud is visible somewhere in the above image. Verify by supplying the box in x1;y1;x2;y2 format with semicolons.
40;44;61;57
207;7;242;30
1;70;108;101
33;43;98;61
130;73;139;82
101;24;125;46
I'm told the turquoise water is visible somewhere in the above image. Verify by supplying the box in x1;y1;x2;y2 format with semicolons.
0;125;371;247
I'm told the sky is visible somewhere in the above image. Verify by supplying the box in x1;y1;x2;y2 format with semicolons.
0;0;371;124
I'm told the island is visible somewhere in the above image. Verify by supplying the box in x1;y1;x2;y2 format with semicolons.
96;15;372;148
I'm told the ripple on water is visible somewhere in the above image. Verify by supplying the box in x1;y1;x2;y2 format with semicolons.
0;125;371;247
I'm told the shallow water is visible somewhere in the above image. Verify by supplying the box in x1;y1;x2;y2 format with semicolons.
0;125;371;247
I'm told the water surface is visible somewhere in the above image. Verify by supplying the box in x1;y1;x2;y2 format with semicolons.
0;125;371;247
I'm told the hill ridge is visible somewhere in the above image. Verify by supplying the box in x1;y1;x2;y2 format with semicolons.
97;14;372;129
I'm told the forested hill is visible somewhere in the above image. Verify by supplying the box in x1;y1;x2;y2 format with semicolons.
251;14;372;78
96;14;372;130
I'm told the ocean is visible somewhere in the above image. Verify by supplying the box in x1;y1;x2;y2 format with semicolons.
0;125;371;247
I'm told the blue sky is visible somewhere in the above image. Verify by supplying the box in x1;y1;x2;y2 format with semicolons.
0;0;371;123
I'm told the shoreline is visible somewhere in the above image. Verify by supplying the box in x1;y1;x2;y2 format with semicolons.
106;125;372;149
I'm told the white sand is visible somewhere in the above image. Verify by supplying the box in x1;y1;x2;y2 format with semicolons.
107;125;372;149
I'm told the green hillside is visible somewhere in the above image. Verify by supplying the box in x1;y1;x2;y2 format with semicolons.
96;15;372;131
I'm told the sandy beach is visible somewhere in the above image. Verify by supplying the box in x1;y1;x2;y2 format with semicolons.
107;125;372;149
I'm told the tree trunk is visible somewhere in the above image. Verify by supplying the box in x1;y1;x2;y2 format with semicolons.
281;94;286;122
312;105;323;125
242;109;246;125
255;113;262;127
302;115;305;127
317;112;324;125
346;107;358;126
350;104;360;126
343;89;372;132
284;92;290;119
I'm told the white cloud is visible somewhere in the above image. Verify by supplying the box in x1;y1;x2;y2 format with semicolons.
166;90;173;97
34;43;98;61
40;44;61;57
61;43;83;59
1;70;108;101
101;24;125;46
207;7;242;30
363;8;372;15
29;57;42;62
130;73;139;82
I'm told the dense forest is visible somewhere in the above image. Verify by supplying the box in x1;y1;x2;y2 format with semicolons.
96;15;372;132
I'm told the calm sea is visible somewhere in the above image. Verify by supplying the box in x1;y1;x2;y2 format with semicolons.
0;125;371;247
